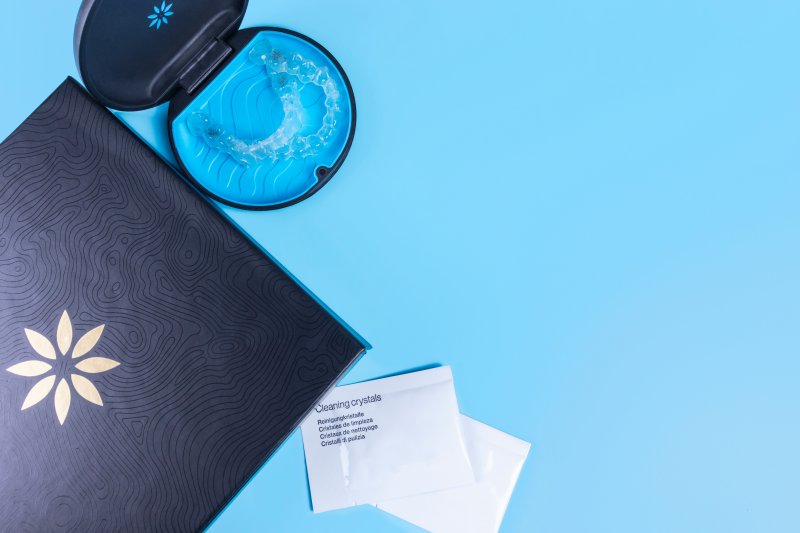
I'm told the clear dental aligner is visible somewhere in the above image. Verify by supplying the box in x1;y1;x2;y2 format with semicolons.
187;40;341;165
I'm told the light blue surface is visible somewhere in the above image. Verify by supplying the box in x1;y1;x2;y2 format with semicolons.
2;1;799;532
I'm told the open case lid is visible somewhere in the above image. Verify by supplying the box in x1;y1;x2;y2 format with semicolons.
74;0;248;111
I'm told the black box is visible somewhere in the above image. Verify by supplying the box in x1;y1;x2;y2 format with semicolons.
0;78;367;531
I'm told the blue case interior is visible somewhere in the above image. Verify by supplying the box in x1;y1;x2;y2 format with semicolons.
75;0;355;210
171;31;353;208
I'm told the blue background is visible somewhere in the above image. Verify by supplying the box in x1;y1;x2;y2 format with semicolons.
1;1;799;531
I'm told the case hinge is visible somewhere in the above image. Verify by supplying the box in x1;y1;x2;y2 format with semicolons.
178;40;233;95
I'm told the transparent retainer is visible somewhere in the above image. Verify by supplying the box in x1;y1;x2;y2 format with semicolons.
171;30;353;208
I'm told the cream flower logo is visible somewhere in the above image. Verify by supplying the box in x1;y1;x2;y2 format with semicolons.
5;311;120;425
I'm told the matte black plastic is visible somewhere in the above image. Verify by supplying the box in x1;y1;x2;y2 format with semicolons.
75;0;248;110
75;1;357;211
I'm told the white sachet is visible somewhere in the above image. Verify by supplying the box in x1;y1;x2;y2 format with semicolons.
377;415;531;533
300;366;474;513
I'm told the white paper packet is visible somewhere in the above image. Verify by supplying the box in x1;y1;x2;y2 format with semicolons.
377;415;531;533
300;366;474;513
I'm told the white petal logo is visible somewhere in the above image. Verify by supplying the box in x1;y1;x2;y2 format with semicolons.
6;310;120;425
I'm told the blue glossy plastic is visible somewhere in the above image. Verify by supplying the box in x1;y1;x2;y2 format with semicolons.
171;30;353;208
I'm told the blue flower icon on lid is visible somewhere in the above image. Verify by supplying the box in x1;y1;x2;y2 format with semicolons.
148;2;173;29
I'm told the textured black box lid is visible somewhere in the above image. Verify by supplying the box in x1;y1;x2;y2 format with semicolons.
0;77;366;531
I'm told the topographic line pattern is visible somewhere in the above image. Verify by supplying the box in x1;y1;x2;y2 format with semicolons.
0;78;365;532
